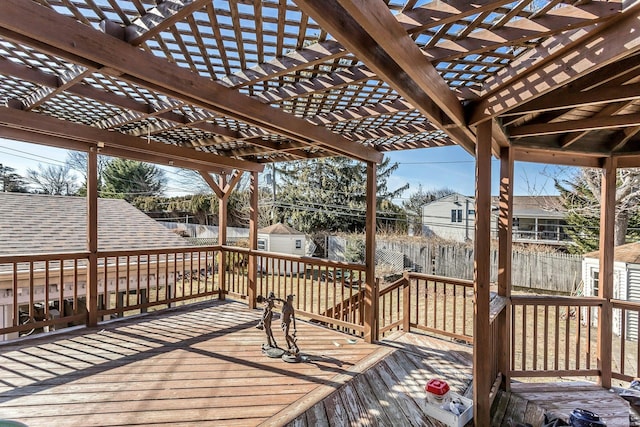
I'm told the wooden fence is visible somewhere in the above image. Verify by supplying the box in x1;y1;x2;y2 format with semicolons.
338;237;582;294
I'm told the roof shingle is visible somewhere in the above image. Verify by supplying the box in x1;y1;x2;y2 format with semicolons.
0;193;190;255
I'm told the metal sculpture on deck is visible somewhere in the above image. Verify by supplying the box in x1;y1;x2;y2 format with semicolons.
256;292;300;362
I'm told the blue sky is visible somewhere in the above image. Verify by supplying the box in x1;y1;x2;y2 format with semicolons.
0;138;572;200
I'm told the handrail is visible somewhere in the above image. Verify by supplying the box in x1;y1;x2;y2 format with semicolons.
512;295;604;306
0;251;90;263
222;246;367;272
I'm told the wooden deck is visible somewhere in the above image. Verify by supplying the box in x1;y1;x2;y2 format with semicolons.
0;300;387;426
491;382;635;427
1;299;636;427
285;332;474;427
0;299;476;427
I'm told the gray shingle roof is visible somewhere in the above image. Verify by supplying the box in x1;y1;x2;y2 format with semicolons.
0;193;191;255
584;242;640;264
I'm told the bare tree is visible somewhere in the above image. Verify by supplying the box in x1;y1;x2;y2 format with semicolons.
65;151;110;187
27;164;79;195
556;167;640;249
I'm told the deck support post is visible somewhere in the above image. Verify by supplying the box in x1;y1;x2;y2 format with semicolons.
248;171;259;310
364;161;377;343
598;157;616;389
86;146;98;327
497;146;514;391
473;121;492;426
218;173;227;301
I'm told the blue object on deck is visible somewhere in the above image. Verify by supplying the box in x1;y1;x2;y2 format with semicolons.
0;421;28;427
569;409;606;427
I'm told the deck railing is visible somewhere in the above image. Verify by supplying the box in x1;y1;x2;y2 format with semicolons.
96;247;220;318
0;252;91;338
509;295;602;379
0;247;222;340
377;272;474;343
3;246;639;390
224;247;367;334
612;299;640;382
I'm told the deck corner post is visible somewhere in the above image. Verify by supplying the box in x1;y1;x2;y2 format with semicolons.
364;161;377;343
247;171;259;310
473;120;492;426
498;145;514;391
402;272;411;333
86;146;99;328
598;156;616;389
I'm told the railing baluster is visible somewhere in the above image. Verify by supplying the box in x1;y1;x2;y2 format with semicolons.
532;304;538;370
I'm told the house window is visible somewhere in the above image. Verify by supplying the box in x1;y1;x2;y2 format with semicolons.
257;239;266;251
295;239;302;249
451;209;463;223
591;270;599;296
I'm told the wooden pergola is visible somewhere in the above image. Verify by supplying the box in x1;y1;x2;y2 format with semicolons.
1;1;640;424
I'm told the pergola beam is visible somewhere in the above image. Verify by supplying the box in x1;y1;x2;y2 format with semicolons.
293;0;476;153
397;0;518;35
506;82;640;116
509;113;640;137
470;4;640;124
124;0;211;46
0;0;382;164
422;2;620;63
0;106;264;173
0;57;242;140
220;40;347;89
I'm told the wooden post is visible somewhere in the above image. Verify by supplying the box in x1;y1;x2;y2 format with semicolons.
86;147;98;327
497;146;513;391
364;161;377;343
218;173;227;301
402;271;411;333
473;121;492;426
247;171;258;310
598;157;616;389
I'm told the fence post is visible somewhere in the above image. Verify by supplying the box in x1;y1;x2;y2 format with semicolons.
402;272;411;333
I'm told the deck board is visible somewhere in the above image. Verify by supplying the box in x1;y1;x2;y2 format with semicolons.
502;382;632;426
1;300;635;426
0;300;383;427
286;331;476;427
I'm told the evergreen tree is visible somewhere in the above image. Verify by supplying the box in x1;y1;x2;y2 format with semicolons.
0;164;28;193
275;156;408;233
102;159;167;202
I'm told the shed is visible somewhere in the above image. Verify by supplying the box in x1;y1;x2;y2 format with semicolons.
582;242;640;341
257;223;306;275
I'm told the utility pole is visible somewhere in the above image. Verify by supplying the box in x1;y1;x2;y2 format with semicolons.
0;163;5;192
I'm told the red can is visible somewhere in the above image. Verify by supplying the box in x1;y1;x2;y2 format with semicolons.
425;379;450;405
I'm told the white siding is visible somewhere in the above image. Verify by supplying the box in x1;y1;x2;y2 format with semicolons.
422;194;475;242
627;265;640;341
256;233;305;274
582;258;628;337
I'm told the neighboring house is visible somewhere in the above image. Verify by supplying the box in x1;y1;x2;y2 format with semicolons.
422;193;570;245
0;193;191;340
504;196;569;246
257;223;306;274
421;193;476;242
583;242;640;341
